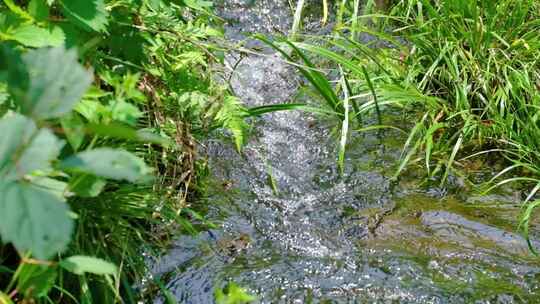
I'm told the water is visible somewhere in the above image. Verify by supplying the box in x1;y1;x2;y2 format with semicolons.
148;1;540;302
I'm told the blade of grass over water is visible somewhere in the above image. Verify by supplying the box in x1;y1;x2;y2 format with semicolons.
519;200;540;255
256;35;343;117
361;65;382;125
338;66;350;175
290;0;305;41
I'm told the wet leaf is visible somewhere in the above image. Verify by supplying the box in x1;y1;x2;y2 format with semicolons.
215;282;256;304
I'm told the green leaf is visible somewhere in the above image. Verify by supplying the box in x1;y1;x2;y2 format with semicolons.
60;256;117;276
75;98;107;122
182;0;213;11
61;0;109;33
17;264;57;298
28;0;49;22
0;114;64;181
61;148;152;183
216;96;249;152
110;99;142;126
0;181;74;259
10;24;65;48
6;46;93;120
215;283;256;304
61;113;86;151
68;174;106;198
86;123;172;146
28;176;68;199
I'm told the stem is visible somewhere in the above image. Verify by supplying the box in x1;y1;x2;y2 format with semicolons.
291;0;305;41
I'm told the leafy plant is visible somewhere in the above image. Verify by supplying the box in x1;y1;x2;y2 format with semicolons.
296;0;540;248
0;0;261;302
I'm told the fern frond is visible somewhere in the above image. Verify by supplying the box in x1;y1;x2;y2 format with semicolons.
215;96;249;152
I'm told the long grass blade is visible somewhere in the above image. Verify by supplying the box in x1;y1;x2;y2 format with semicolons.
519;200;540;256
361;65;382;125
291;0;305;40
338;66;350;175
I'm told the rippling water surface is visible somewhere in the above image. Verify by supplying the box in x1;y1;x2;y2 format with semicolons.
149;1;540;302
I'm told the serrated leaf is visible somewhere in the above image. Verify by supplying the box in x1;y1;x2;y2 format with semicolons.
61;0;109;33
0;181;74;259
110;99;142;126
215;96;249;152
6;46;93;120
61;148;152;183
17;264;57;298
60;256;117;276
0;114;64;181
10;24;65;48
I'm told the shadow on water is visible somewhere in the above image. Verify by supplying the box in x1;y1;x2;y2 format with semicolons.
148;1;540;303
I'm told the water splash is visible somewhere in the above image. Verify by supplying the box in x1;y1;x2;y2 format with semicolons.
149;1;540;303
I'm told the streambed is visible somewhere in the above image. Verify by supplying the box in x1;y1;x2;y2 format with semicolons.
149;1;540;302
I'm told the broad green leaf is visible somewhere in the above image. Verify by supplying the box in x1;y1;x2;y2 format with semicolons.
29;176;68;199
68;174;106;198
17;264;57;298
110;99;142;126
0;181;73;259
86;123;172;146
61;113;86;150
61;0;109;33
10;24;65;48
61;148;152;183
28;0;49;22
60;256;117;276
75;99;107;122
0;114;63;181
7;46;92;120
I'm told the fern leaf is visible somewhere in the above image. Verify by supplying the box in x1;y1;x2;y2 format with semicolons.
215;96;249;152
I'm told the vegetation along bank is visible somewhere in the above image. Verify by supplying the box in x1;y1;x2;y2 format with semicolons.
1;0;540;303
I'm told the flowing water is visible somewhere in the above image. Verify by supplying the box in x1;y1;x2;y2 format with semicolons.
149;1;540;302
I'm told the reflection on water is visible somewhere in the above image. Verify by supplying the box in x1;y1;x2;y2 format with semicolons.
149;1;540;303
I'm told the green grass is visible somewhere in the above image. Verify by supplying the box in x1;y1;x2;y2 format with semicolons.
284;0;540;250
0;0;255;302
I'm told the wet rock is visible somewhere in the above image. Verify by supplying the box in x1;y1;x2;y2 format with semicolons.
421;210;538;257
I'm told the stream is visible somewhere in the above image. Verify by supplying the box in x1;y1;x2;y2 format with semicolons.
148;1;540;302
